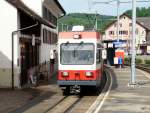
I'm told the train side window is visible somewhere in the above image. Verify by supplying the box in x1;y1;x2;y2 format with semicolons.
96;49;101;63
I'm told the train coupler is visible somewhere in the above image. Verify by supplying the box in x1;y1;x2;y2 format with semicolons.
70;85;81;94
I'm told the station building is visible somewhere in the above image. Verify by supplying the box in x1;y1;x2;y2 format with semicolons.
0;0;65;88
102;13;149;65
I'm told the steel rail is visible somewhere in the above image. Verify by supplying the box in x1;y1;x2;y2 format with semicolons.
43;96;68;113
136;65;150;73
86;65;113;113
43;95;83;113
64;96;83;113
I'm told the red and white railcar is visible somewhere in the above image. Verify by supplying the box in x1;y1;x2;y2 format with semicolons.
58;30;105;94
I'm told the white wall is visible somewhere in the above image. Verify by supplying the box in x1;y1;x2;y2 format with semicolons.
40;25;57;63
21;0;43;17
21;0;63;18
0;1;20;88
0;0;18;65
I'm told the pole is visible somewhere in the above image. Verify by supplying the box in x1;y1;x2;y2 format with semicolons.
61;24;64;32
117;0;120;42
95;12;98;30
131;0;136;84
67;25;69;31
12;32;15;90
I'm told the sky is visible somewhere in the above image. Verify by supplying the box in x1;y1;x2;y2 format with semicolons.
58;0;150;16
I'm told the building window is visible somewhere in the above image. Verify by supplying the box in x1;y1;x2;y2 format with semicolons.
120;23;122;27
109;31;115;35
42;6;57;26
119;30;128;35
142;30;145;35
43;29;58;44
129;23;132;27
43;29;47;43
136;28;139;35
119;31;122;35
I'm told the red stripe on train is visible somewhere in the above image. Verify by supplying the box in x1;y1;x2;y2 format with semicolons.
58;69;102;81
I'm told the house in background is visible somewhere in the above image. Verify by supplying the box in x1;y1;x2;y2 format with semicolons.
137;17;150;54
102;13;149;65
0;0;65;88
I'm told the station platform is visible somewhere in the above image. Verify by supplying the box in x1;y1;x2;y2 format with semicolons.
101;66;150;113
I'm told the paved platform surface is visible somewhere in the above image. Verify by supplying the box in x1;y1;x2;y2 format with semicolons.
100;67;150;113
0;88;39;113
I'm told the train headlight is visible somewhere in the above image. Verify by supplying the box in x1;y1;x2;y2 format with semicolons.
85;72;93;77
62;72;69;77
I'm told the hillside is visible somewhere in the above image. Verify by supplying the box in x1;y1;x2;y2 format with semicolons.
58;13;115;32
58;7;150;32
125;7;150;17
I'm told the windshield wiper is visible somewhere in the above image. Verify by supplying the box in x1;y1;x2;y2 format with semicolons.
73;41;84;57
65;41;69;45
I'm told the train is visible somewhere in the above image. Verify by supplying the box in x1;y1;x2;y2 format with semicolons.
57;26;106;94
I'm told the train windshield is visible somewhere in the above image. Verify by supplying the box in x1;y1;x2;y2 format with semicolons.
60;43;94;65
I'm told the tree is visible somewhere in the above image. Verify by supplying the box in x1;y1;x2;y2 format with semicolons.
125;7;150;17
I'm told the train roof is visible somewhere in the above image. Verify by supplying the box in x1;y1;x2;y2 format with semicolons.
59;31;101;40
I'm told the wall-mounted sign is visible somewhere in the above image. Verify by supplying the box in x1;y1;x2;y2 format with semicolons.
113;41;126;48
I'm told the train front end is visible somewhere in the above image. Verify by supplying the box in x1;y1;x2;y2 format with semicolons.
58;31;103;94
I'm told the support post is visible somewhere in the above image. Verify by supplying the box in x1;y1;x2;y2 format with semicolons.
131;0;136;84
117;0;120;42
12;32;15;90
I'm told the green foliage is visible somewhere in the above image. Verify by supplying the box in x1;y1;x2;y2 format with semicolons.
125;7;150;17
58;7;150;32
145;60;150;65
58;13;115;32
124;57;131;64
124;57;143;64
135;58;142;64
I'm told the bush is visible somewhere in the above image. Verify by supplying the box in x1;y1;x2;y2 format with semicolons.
145;60;150;65
124;58;143;64
124;58;129;61
135;58;142;64
124;57;131;64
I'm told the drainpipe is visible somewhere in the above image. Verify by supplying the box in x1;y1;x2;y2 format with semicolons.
11;21;38;90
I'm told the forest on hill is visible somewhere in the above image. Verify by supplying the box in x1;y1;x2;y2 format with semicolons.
58;7;150;32
125;7;150;17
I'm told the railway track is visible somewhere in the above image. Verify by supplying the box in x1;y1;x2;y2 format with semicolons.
125;63;150;73
44;95;83;113
11;66;111;113
136;64;150;73
86;66;113;113
43;67;111;113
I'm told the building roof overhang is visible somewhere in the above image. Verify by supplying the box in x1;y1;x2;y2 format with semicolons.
54;0;66;15
6;0;56;28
